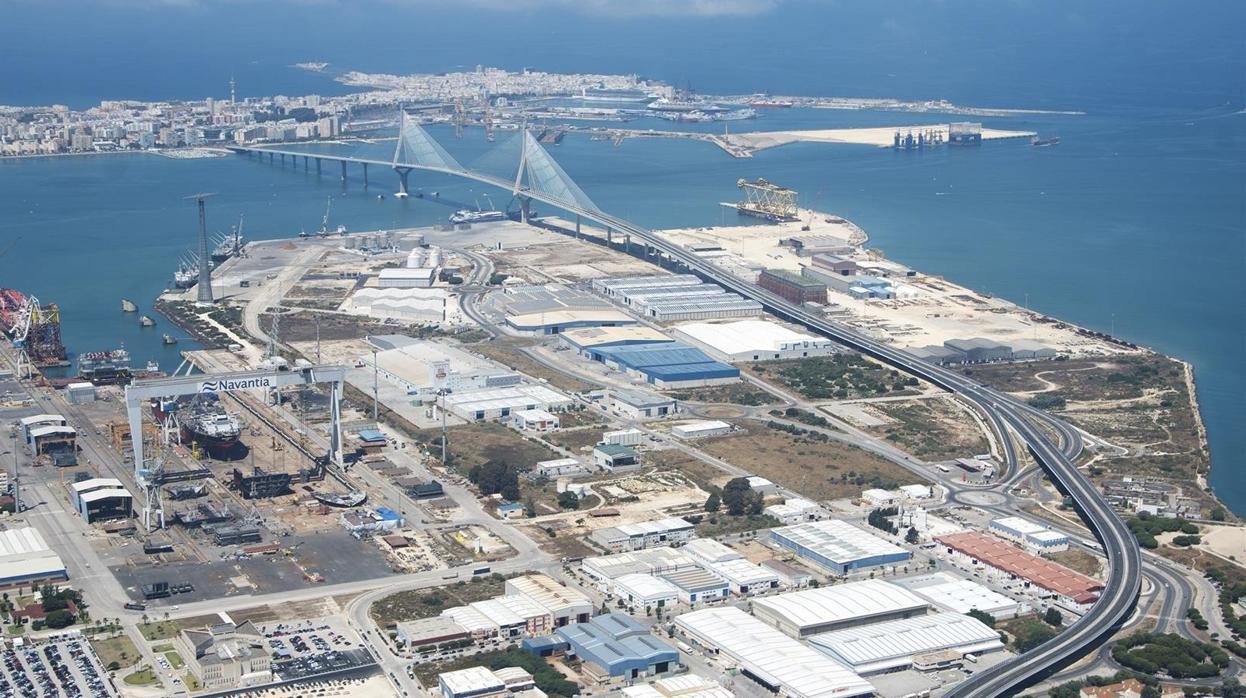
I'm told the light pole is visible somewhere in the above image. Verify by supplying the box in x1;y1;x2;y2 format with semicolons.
439;389;448;466
372;349;379;422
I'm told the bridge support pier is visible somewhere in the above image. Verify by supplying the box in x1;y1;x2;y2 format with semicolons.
624;235;631;254
394;167;412;197
340;160;348;182
362;163;368;187
281;153;286;166
268;152;274;164
519;196;531;224
606;227;613;245
575;215;581;239
315;158;322;175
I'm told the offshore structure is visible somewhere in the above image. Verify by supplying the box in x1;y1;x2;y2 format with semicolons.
727;178;800;222
7;293;68;372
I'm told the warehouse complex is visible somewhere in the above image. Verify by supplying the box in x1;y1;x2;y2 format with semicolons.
69;477;133;523
770;519;912;574
527;613;680;681
587;341;740;389
935;532;1102;611
808;612;1004;675
672;320;837;363
589;517;696;553
750;579;930;638
591;274;762;322
674;606;875;698
581;548;700;590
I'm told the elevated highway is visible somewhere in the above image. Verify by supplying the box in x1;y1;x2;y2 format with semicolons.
231;136;1141;697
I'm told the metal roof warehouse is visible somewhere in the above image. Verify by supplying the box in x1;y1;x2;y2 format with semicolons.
935;531;1102;605
674;606;874;698
750;579;930;638
770;519;912;575
590;341;740;388
808;611;1005;675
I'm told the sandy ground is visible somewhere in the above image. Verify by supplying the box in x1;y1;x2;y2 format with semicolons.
1196;524;1246;561
653;213;1119;356
725;124;1037;151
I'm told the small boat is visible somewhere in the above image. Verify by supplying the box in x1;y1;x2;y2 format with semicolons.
1031;135;1061;147
121;299;138;313
312;490;367;508
162;334;178;345
139;315;157;327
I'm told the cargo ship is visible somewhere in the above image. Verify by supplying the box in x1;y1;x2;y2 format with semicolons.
211;217;246;263
0;289;27;336
154;395;243;456
449;209;505;224
79;349;131;384
1031;135;1061;147
173;259;198;289
749;99;794;108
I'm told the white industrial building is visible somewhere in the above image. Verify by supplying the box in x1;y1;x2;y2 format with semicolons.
674;607;875;698
444;384;573;422
529;458;588;480
747;476;778;496
861;488;897;507
0;527;68;590
347;288;446;322
660;567;730;605
602;428;644;446
580;548;700;590
808;612;1005;675
363;335;518;401
377;267;437;288
614;573;680;612
65;382;96;405
670;420;732;440
601;388;679;421
590;517;696;553
512;408;559;432
622;675;732;698
751;579;930;638
899;484;933;500
682;539;741;566
702;558;780;595
69;477;132;523
990;516;1070;553
505;574;592;627
892;572;1024;620
764;497;825;524
672;320;837;363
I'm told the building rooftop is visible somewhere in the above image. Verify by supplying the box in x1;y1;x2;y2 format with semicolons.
674;607;873;698
751;579;929;630
771;519;910;565
808;612;1003;674
992;516;1049;535
704;558;780;587
615;573;680;599
675;320;829;354
682;538;741;565
582;548;699;580
614;517;693;536
560;326;672;349
507;574;591;615
439;666;505;696
508;309;637;329
892;572;1021;618
936;531;1102;602
660;566;728;592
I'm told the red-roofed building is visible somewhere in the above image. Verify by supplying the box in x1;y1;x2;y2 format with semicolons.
935;531;1103;612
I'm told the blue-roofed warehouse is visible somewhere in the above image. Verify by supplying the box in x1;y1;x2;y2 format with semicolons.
591;342;740;389
526;613;680;681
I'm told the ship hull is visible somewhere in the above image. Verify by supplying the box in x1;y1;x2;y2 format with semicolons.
180;426;241;456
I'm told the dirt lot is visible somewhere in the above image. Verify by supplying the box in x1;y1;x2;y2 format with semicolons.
412;422;559;474
694;422;926;501
869;396;991;461
370;573;512;626
1049;548;1103;577
260;309;410;342
473;341;596;393
961;354;1210;483
646;449;734;492
542;427;605;453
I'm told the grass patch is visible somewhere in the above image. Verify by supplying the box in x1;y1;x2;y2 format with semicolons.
1049;548;1102;577
151;643;174;653
693;513;778;538
747;355;919;401
668;382;778;406
91;635;140;670
646;450;732;492
415;647;578;696
164;651;184;669
697;423;926;501
137;620;181;641
371;573;512;626
998;616;1057;652
123;666;160;686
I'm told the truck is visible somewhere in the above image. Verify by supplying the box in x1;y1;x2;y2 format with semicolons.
123;602;147;611
472;566;491;576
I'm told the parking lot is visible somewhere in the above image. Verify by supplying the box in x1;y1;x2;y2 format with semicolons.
260;619;376;683
0;633;117;698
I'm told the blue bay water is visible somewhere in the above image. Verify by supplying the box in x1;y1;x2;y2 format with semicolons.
0;0;1241;512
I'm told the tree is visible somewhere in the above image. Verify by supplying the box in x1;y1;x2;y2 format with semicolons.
704;491;720;513
1140;686;1161;698
1223;677;1243;698
45;609;74;629
905;527;920;544
557;491;580;510
1211;507;1227;522
721;478;756;516
524;498;537;518
966;609;995;628
1044;607;1064;627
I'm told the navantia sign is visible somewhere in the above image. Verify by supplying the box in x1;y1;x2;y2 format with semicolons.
199;376;274;394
